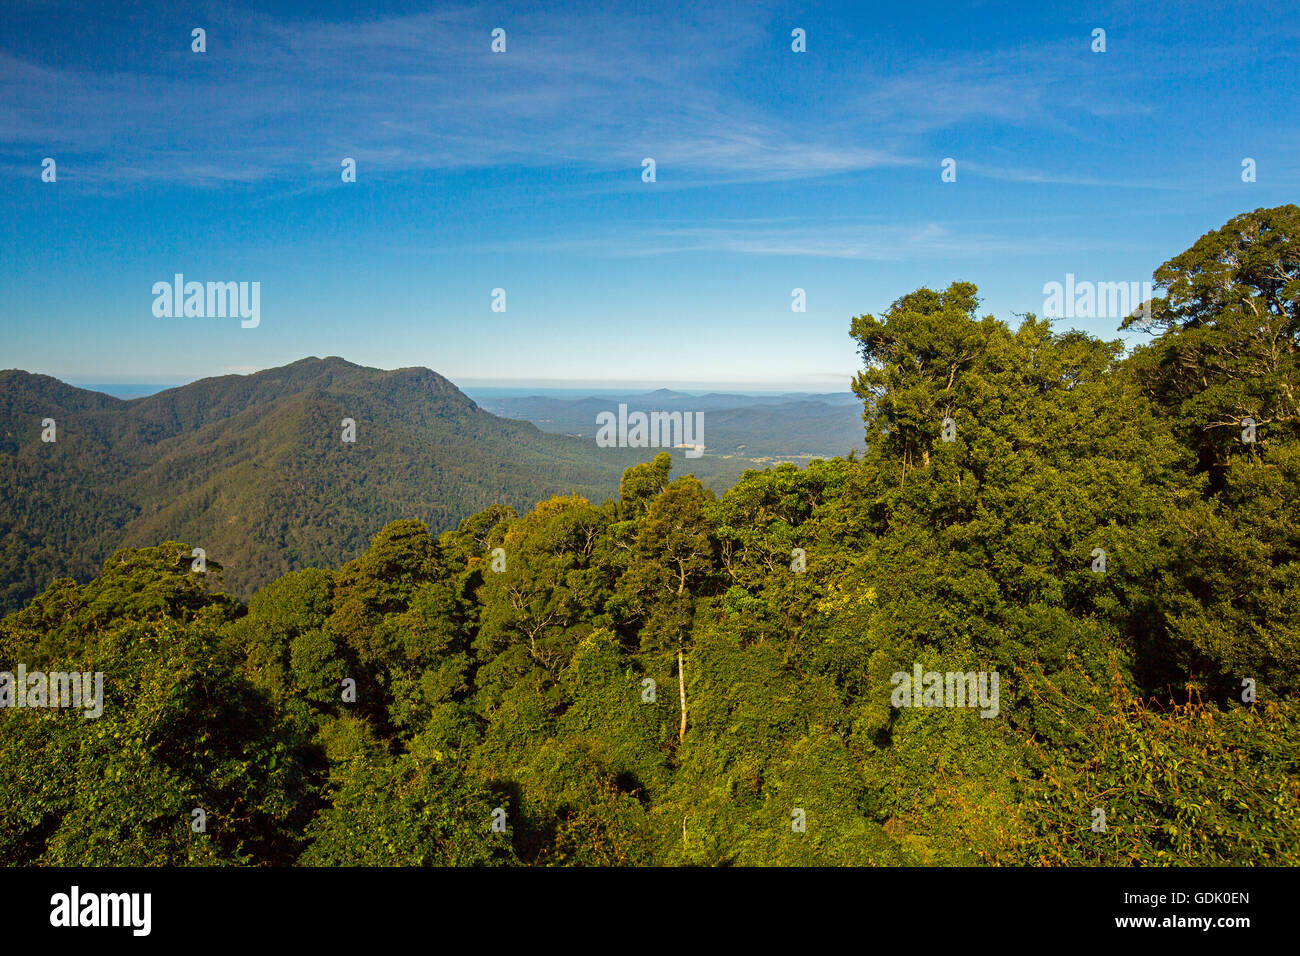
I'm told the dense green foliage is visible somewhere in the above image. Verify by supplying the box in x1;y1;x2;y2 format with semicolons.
2;207;1297;866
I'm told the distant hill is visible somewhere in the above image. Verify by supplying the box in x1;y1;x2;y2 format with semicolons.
472;389;864;458
0;357;677;610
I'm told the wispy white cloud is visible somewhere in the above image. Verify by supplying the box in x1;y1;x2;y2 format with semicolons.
0;4;1177;189
475;218;1145;260
3;4;833;184
4;3;1292;192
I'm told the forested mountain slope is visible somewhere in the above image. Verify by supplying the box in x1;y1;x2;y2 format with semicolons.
0;357;655;610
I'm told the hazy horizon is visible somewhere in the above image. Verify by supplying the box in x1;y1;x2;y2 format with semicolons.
65;374;858;401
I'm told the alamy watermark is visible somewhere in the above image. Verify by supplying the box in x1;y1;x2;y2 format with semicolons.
0;664;104;718
891;665;999;718
50;886;150;936
1042;274;1152;321
596;404;704;458
152;274;260;328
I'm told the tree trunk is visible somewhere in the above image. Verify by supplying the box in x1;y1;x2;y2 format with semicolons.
677;643;687;743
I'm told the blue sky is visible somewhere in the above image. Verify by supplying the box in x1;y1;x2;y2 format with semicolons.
2;0;1297;390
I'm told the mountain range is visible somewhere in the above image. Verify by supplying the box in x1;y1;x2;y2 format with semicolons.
0;357;654;610
0;357;863;612
472;388;862;459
